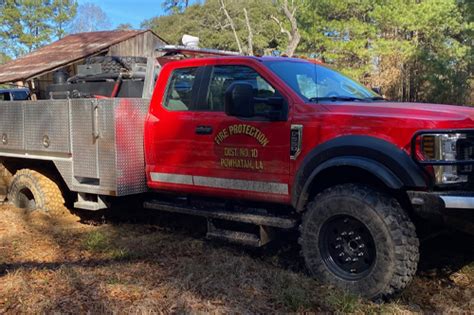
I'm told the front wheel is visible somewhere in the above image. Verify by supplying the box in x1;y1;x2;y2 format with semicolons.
299;184;419;299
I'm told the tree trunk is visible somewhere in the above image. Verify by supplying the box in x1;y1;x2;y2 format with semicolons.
271;0;301;56
243;8;253;55
220;0;243;54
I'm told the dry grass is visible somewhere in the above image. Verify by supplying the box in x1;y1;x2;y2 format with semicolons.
0;204;472;313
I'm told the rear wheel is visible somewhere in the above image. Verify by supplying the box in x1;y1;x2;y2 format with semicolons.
7;169;65;214
299;184;419;299
0;163;12;201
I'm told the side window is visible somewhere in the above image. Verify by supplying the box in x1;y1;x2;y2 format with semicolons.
163;67;198;111
0;92;11;101
11;91;29;100
205;65;280;114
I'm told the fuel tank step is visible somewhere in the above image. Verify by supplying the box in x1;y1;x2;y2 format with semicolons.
206;219;275;247
206;229;261;247
143;200;297;229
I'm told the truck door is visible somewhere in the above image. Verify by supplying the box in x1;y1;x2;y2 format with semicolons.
191;64;291;203
146;66;202;190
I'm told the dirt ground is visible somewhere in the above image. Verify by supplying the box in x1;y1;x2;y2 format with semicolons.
0;203;472;314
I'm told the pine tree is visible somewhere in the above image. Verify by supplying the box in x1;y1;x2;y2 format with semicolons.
0;0;77;57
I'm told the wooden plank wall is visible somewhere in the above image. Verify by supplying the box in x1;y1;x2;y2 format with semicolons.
108;32;166;58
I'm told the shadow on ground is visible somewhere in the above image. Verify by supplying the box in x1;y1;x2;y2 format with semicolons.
73;201;474;275
0;201;472;313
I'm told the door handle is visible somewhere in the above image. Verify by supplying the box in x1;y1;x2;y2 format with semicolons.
195;125;213;135
91;100;100;140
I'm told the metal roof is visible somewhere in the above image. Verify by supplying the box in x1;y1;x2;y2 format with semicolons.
0;30;161;84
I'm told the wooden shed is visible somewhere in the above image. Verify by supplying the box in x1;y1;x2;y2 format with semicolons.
0;30;166;99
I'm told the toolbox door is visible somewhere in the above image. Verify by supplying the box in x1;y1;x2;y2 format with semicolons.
71;99;100;180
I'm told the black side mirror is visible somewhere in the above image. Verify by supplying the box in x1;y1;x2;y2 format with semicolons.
224;82;255;118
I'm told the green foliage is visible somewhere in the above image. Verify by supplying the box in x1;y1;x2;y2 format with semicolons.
144;0;471;105
271;276;312;311
0;0;471;105
299;0;472;105
326;290;360;313
52;0;78;38
83;230;109;252
142;0;287;55
83;230;131;260
0;51;10;65
299;0;376;80
162;0;191;14
0;0;77;57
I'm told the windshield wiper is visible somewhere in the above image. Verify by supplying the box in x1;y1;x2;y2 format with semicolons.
308;96;364;103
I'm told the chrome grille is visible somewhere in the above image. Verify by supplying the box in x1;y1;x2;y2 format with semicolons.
457;137;474;174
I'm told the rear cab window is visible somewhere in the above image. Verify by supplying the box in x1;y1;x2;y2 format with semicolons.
162;67;198;111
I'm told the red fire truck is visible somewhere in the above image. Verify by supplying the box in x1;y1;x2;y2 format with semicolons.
0;47;472;299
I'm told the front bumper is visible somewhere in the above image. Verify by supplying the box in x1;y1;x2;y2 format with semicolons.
408;191;474;234
438;195;474;209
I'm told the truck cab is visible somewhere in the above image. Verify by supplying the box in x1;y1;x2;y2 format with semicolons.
145;57;293;204
144;55;473;298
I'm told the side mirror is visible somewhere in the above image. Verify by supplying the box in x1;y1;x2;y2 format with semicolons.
224;82;255;118
371;87;382;95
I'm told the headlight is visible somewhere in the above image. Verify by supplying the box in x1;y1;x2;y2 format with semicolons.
420;133;468;184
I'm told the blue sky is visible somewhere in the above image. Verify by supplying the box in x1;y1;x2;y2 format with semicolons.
77;0;167;29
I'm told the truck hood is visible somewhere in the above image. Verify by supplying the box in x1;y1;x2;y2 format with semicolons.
324;101;474;128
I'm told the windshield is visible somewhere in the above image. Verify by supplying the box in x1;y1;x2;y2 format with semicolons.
263;60;379;102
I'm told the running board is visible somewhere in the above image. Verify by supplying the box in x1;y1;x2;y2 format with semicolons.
143;200;297;229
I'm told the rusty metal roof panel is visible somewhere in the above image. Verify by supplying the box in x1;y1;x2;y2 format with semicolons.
0;30;151;83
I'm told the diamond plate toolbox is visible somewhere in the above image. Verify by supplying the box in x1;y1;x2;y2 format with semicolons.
0;98;150;197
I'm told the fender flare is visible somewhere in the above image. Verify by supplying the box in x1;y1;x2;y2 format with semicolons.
293;135;428;211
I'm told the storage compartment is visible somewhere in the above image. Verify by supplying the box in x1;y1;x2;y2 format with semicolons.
0;98;150;196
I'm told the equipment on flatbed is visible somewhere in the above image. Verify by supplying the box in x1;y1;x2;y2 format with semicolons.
46;56;149;99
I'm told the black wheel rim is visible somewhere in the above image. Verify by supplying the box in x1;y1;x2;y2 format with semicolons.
16;187;36;210
319;215;376;280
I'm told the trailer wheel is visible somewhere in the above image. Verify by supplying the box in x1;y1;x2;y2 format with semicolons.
299;184;419;299
8;169;65;214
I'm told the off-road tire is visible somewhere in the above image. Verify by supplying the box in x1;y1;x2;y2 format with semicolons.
0;163;12;201
299;184;419;299
85;56;147;74
7;169;65;214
